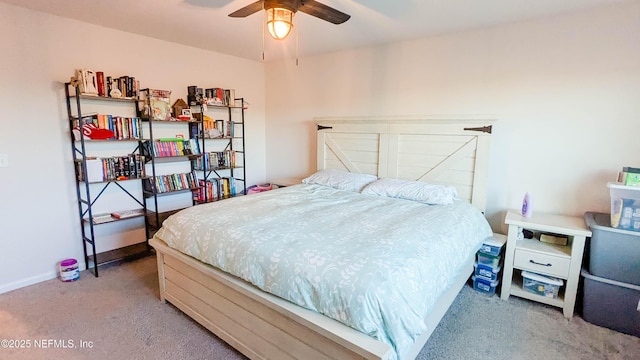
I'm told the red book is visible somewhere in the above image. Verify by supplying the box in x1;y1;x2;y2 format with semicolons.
96;72;105;97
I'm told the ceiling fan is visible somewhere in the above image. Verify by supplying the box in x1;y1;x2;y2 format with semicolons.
229;0;351;40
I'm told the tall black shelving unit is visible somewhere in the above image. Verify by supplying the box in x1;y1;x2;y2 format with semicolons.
194;98;247;203
138;88;204;235
65;82;152;277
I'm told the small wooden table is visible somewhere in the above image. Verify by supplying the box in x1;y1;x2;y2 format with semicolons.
501;210;592;318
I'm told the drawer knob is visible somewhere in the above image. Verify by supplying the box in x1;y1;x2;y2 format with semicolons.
529;259;552;267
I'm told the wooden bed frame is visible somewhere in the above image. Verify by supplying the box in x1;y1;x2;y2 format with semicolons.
150;117;495;360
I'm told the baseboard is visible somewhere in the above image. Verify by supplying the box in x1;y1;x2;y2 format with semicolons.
0;263;87;295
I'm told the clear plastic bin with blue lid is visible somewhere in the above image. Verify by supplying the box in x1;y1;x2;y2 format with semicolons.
474;262;502;282
476;234;506;268
478;234;506;256
522;271;563;299
472;275;499;295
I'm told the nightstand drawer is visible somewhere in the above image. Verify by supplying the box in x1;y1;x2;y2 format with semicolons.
514;249;570;278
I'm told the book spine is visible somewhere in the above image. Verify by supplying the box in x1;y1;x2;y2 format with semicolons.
106;76;112;97
96;72;105;97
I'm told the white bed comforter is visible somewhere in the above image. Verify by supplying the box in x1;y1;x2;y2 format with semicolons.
154;184;493;359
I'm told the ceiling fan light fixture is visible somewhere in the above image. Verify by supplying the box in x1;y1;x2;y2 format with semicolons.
266;7;294;40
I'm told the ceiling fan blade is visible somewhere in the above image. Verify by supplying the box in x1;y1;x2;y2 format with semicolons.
228;0;264;17
298;0;350;24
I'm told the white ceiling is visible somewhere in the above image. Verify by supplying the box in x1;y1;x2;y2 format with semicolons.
3;0;636;61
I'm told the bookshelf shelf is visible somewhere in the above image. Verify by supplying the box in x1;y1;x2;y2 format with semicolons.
73;94;137;103
74;139;141;143
87;243;152;270
65;81;152;277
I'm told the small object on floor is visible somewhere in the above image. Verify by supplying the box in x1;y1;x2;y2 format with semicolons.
59;258;80;282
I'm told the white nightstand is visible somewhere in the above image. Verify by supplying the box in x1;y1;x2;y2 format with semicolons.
500;210;592;318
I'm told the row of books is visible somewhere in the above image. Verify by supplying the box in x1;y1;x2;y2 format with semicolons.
77;155;145;182
144;171;199;194
208;119;235;138
192;151;237;170
193;177;237;202
143;138;201;158
78;114;143;140
105;74;138;99
187;86;236;107
75;69;138;99
205;88;236;107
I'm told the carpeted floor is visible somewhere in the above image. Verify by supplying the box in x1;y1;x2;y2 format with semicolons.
1;256;638;360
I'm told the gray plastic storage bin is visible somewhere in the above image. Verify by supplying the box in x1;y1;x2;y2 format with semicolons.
581;268;640;337
584;212;640;286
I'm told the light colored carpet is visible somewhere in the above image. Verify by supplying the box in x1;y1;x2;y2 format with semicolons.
0;256;638;360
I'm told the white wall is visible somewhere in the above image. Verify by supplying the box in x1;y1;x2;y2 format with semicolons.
264;2;640;232
0;3;266;293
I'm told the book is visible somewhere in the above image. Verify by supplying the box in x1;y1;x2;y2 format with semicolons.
96;71;105;97
111;209;145;219
85;158;104;182
91;213;114;224
539;233;568;246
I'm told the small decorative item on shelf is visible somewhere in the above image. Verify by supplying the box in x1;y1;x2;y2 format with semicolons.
187;86;203;106
80;123;115;140
109;87;122;98
179;108;193;121
75;69;99;95
172;98;189;118
151;90;172;121
139;89;172;121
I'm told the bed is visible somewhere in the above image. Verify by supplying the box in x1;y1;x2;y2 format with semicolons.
150;116;496;360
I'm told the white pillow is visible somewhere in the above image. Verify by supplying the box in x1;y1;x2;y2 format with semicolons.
302;169;377;192
361;178;458;205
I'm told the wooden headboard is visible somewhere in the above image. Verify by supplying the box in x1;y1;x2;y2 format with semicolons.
315;116;495;212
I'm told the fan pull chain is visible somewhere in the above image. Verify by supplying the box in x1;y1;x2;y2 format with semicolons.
261;6;265;61
295;15;299;66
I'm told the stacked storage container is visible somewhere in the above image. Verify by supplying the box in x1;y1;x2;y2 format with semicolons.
582;187;640;337
472;233;506;295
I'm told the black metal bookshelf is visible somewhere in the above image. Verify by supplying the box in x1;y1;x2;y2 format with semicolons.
193;98;247;203
64;82;152;277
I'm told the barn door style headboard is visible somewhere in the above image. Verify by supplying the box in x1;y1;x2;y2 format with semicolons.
315;116;495;212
